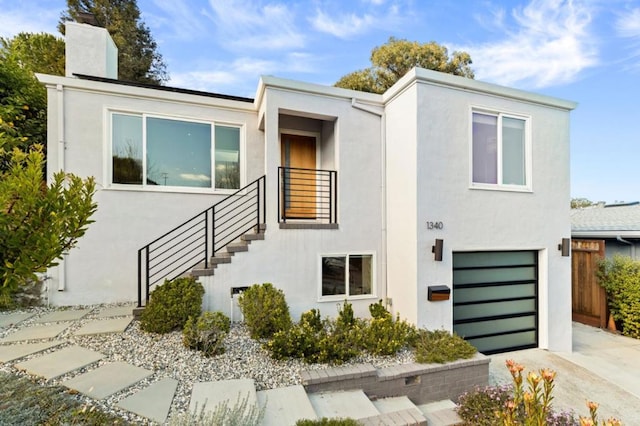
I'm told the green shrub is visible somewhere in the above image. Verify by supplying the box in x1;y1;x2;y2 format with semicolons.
315;319;362;364
413;329;476;364
268;320;322;362
301;308;323;332
369;299;391;320
238;283;292;339
140;276;204;334
296;418;359;426
598;255;640;338
360;301;416;356
336;300;356;328
183;311;230;356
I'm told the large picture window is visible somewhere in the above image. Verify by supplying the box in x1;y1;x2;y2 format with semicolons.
111;113;241;190
321;254;374;298
472;111;529;189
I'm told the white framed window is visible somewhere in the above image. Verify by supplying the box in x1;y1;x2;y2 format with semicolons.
110;112;242;190
320;253;375;299
471;109;531;191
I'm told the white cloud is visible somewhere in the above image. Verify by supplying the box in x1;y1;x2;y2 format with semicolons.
310;1;409;39
616;8;640;38
203;0;304;50
310;10;376;39
180;173;211;182
148;0;208;41
459;0;597;89
0;3;60;38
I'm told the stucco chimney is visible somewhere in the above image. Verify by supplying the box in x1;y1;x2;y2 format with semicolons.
65;21;118;79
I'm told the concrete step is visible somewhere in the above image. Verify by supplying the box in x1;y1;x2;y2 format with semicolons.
417;400;462;426
0;312;35;328
307;389;379;420
189;378;257;415
63;361;153;399
0;340;64;363
0;322;73;343
226;242;249;253
360;408;427;426
257;384;317;426
15;345;104;381
370;396;427;425
34;309;91;323
117;377;178;424
242;232;265;242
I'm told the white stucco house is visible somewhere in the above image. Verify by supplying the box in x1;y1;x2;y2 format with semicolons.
37;22;576;354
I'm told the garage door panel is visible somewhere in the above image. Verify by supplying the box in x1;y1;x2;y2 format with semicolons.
453;299;535;321
466;331;537;354
454;315;536;339
453;266;536;285
454;283;535;304
452;251;536;268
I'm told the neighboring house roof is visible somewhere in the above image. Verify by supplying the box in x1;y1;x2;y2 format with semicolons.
571;202;640;238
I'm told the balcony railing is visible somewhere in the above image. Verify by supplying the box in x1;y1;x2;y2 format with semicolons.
278;166;337;224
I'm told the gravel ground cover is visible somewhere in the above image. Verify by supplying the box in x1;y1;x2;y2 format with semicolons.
0;303;415;425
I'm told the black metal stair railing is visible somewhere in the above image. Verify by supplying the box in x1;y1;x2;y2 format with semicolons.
278;166;337;223
137;175;266;307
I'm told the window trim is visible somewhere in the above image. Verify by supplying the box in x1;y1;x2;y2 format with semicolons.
107;109;245;194
318;252;377;302
469;107;532;193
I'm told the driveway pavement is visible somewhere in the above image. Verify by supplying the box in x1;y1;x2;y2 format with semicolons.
489;322;640;423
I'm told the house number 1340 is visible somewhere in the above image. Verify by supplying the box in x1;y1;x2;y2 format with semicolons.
427;221;444;230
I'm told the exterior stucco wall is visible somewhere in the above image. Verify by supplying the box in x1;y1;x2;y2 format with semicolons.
202;86;386;320
43;78;262;306
384;74;573;352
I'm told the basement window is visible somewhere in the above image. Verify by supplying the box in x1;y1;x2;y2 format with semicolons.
321;254;374;298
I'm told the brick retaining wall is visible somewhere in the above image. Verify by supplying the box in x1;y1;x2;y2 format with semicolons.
300;353;489;404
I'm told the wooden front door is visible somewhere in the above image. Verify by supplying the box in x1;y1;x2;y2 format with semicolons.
281;134;317;219
571;239;607;328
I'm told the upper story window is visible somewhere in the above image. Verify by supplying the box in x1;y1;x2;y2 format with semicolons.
471;110;530;190
111;112;241;190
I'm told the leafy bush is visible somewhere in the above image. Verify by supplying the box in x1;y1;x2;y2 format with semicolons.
412;329;476;364
140;276;204;334
268;319;322;362
598;255;640;338
183;311;231;356
238;283;292;339
296;418;359;426
361;301;416;356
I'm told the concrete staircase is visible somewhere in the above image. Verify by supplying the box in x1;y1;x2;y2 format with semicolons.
191;225;266;277
190;378;463;426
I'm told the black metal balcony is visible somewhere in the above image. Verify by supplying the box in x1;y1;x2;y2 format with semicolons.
278;167;337;224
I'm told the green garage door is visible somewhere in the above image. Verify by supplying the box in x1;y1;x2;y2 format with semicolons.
453;251;538;354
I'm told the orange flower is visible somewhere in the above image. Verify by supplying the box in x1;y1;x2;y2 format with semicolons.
541;368;556;381
587;401;599;411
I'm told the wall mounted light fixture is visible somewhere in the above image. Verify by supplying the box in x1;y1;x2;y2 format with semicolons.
432;239;443;261
558;238;570;257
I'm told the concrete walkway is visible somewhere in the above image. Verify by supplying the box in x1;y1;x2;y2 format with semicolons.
490;322;640;423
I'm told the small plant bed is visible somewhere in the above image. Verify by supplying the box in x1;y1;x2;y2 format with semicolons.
0;371;130;425
238;283;477;365
456;360;622;426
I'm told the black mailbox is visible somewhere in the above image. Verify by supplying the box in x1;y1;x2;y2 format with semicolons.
428;285;450;301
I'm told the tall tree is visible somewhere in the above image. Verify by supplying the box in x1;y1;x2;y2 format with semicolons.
335;37;474;94
0;33;65;76
58;0;168;85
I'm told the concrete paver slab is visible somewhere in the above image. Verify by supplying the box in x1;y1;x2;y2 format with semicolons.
96;306;134;318
63;362;153;399
0;313;35;328
117;378;178;424
0;322;72;343
0;340;64;363
308;390;380;420
257;385;317;426
34;309;91;323
372;396;417;414
73;317;132;336
190;379;257;414
15;345;104;380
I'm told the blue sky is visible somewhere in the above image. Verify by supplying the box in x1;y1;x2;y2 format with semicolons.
1;0;639;203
